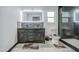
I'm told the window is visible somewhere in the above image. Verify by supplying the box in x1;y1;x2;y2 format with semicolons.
75;12;79;21
74;12;79;22
62;12;69;23
62;18;68;23
47;12;54;23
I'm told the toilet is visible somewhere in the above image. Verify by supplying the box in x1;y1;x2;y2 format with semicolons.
52;35;61;45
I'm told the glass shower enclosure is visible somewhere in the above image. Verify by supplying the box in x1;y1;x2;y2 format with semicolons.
59;6;79;39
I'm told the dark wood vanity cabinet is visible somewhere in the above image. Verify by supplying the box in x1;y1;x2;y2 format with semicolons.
17;28;45;43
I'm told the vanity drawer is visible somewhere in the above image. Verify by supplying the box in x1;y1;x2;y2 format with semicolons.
27;32;34;36
27;30;34;32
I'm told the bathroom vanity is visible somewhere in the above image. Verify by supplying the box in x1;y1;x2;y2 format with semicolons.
18;28;45;43
17;22;45;43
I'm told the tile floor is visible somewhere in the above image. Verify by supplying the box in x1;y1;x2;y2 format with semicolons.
62;39;79;49
11;41;75;52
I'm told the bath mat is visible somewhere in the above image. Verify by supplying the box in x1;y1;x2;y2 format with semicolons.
23;43;33;49
23;43;39;49
54;44;66;48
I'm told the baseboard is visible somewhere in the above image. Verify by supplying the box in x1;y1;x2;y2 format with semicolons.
7;42;18;52
60;39;79;52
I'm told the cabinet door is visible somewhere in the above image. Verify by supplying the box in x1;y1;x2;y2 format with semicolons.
18;29;25;43
34;30;45;43
18;29;28;43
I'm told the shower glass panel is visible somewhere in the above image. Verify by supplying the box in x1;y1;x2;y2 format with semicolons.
60;7;75;38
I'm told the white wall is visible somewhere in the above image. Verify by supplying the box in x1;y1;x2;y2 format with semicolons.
0;7;19;52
